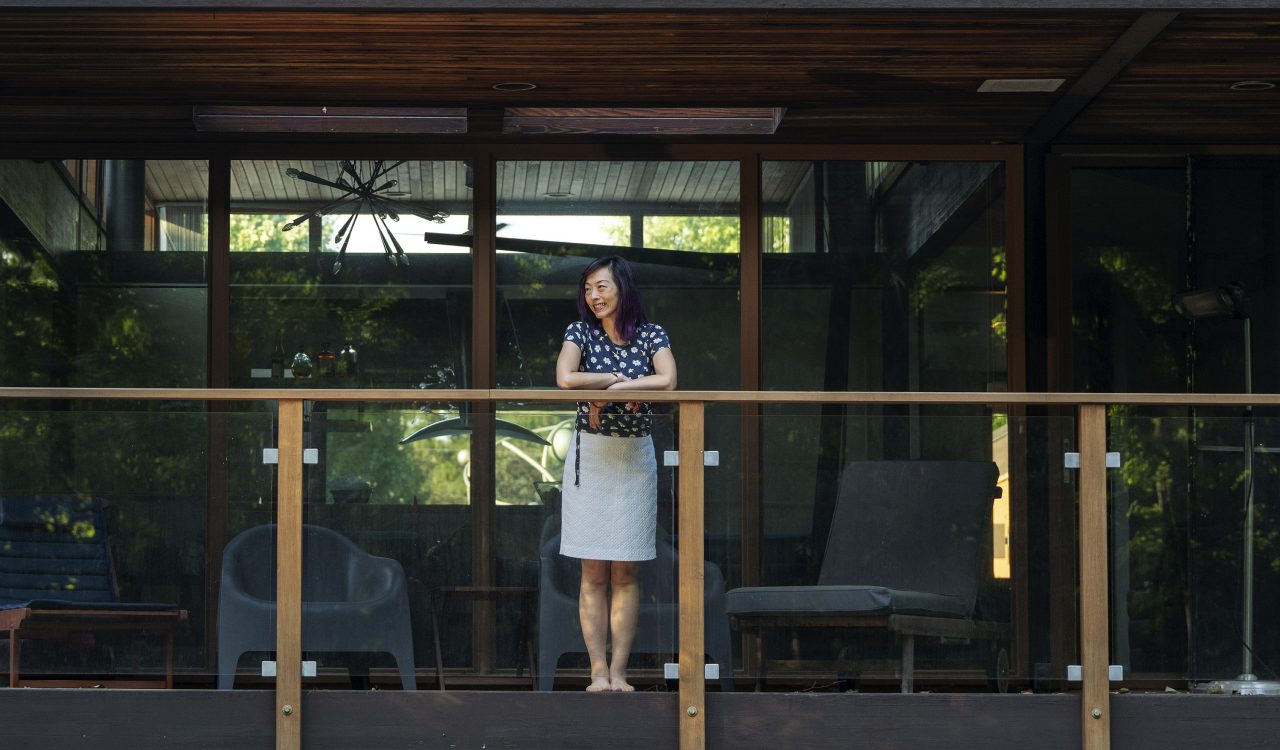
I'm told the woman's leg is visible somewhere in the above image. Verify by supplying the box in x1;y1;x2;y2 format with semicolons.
607;561;640;691
579;559;612;691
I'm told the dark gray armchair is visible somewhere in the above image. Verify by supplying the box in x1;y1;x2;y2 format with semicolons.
726;460;1008;692
537;527;734;692
217;523;416;690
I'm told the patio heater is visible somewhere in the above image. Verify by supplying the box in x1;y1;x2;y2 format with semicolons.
1175;283;1278;694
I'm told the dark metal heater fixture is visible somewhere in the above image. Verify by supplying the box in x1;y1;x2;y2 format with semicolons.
282;160;448;274
1175;283;1278;694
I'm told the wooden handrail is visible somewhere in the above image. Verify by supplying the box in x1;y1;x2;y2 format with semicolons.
1;386;1278;406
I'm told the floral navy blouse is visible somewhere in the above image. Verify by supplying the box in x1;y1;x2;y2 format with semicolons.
563;320;671;438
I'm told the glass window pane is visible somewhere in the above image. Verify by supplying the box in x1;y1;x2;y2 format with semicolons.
494;159;740;391
229;159;472;389
762;160;1006;393
0;159;208;388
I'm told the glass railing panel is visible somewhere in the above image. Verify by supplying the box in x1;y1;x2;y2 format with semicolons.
709;406;1075;693
297;399;464;690
493;402;679;691
1110;406;1280;693
0;399;275;689
293;398;682;692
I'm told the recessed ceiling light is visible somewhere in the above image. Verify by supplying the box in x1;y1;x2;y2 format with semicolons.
545;192;573;198
1230;80;1275;92
977;79;1065;93
492;82;537;92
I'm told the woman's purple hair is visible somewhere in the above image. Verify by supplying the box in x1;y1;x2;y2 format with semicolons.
576;256;649;343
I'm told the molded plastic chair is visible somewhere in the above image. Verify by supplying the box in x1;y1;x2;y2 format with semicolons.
217;523;416;690
725;460;1007;692
537;528;734;691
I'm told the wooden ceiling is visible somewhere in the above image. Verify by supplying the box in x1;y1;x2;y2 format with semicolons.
0;8;1277;144
156;158;760;208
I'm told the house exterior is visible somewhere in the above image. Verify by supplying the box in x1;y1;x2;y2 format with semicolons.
2;3;1279;749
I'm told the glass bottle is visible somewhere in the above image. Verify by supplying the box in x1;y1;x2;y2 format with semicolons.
270;332;285;379
317;342;336;379
290;344;313;379
339;341;358;379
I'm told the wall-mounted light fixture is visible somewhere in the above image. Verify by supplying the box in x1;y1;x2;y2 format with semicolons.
502;107;785;135
193;106;467;134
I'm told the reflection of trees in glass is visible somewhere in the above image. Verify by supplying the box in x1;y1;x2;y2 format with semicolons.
230;214;309;253
1075;218;1197;673
0;237;67;386
323;407;570;507
603;216;743;253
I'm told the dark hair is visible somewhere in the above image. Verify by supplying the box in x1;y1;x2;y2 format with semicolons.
576;256;649;343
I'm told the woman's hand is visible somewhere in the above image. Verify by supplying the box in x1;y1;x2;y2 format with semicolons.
588;401;604;430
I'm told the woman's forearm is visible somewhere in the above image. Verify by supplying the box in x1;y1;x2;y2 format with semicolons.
606;373;675;391
557;370;622;390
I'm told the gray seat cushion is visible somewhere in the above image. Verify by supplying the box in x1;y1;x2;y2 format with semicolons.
726;584;970;619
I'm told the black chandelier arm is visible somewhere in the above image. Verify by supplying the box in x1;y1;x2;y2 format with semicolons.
284;193;364;231
369;159;406;185
332;205;362;244
332;197;366;274
286;167;355;195
379;195;448;222
371;207;398;264
340;160;370;193
377;211;410;265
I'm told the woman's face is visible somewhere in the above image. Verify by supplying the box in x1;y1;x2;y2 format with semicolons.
584;266;619;322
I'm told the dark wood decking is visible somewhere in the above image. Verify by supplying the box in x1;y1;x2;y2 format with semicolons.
5;690;1279;750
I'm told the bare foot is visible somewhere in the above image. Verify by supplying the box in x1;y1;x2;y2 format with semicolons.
610;674;635;692
586;673;613;692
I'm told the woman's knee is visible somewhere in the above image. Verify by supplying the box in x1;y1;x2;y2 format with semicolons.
610;561;638;587
581;559;610;588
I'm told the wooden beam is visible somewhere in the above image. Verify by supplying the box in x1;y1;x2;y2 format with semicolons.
738;153;763;679
1;1;1268;9
1024;11;1179;145
276;399;304;750
678;401;706;750
1078;403;1110;750
470;150;499;674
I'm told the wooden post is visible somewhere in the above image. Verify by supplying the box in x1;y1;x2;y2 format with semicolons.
276;399;304;750
678;401;706;750
1078;404;1110;750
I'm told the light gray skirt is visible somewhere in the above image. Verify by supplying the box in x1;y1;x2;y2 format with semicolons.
559;430;657;562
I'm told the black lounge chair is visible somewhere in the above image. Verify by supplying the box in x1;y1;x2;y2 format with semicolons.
726;460;1009;693
0;494;187;688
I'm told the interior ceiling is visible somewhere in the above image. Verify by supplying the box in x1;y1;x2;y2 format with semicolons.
0;8;1278;144
151;158;793;207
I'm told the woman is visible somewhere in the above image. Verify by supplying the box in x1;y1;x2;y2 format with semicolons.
555;256;677;692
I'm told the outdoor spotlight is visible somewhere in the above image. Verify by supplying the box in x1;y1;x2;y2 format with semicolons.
1173;282;1248;320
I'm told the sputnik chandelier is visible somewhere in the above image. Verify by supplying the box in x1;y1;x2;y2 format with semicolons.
281;160;448;274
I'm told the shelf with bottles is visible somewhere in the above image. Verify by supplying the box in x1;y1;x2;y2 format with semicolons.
249;339;362;386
